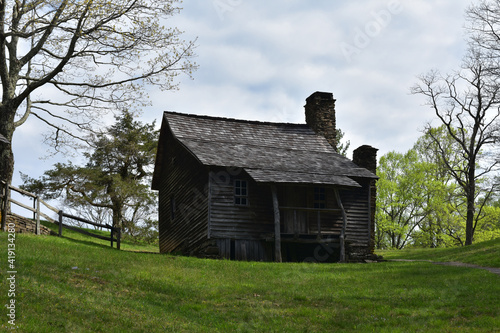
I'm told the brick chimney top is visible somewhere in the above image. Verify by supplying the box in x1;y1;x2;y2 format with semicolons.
353;145;378;174
306;91;334;103
305;91;337;150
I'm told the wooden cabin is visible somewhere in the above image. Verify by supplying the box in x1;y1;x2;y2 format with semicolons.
152;92;378;262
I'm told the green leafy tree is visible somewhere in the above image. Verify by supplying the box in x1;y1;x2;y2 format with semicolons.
376;127;500;249
336;128;350;157
412;58;500;245
22;111;158;235
412;0;500;245
473;200;500;242
0;0;196;189
376;147;463;249
412;126;466;247
375;150;434;249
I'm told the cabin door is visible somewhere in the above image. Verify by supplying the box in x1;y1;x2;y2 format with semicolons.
283;187;308;234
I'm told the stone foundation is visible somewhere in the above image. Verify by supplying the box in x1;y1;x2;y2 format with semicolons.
345;242;383;262
2;213;56;235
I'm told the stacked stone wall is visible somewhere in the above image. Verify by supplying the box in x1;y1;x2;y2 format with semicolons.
2;213;55;235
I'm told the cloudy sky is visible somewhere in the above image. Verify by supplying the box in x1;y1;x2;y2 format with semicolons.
12;0;473;187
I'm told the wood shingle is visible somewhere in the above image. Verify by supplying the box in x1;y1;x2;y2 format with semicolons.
152;111;377;190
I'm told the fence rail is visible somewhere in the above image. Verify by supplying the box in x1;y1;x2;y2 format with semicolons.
0;181;120;249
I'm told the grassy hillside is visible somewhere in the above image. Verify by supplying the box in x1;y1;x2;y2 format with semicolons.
40;220;159;253
0;233;499;332
377;238;500;268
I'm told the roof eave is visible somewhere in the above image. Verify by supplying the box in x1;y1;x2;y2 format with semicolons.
151;112;207;190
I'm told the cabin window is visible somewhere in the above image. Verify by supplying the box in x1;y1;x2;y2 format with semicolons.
234;179;249;206
313;187;326;209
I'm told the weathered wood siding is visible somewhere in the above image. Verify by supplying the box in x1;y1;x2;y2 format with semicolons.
340;179;371;247
216;239;272;261
209;168;274;240
158;130;209;254
279;185;343;235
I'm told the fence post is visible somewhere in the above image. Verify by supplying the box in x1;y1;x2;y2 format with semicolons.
110;226;114;248
0;182;4;231
1;183;10;232
117;228;121;250
35;196;40;235
58;210;63;237
33;196;36;221
0;182;4;232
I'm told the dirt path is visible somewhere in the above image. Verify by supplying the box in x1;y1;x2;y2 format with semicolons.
388;259;500;276
431;261;500;276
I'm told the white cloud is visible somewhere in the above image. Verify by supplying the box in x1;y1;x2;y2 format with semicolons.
12;0;477;186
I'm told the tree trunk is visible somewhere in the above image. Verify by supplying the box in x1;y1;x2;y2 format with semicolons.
112;208;121;230
465;165;476;246
111;197;124;231
465;192;475;246
0;143;14;185
0;106;15;186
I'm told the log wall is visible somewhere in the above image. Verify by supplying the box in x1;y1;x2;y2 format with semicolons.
209;169;274;240
158;131;209;254
156;134;374;261
340;179;372;260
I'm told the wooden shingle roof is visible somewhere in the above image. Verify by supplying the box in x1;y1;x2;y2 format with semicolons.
152;111;377;189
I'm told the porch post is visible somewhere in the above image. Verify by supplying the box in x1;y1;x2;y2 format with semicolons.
334;189;347;263
271;185;282;263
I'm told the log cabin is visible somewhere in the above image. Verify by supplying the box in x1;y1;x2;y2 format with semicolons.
152;92;378;262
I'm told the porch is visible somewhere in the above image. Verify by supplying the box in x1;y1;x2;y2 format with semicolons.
271;185;349;262
279;206;343;240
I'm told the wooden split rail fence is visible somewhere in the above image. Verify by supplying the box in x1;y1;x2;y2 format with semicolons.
0;181;120;249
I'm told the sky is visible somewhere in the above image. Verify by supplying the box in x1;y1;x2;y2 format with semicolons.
12;0;474;188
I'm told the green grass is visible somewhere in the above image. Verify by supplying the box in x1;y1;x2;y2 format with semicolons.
0;233;499;332
40;220;159;253
377;238;500;268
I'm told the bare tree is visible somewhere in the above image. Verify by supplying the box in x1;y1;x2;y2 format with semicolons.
467;0;500;67
0;0;196;186
411;49;500;245
466;0;500;147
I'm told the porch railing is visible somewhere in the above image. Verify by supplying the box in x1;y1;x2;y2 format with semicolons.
278;206;342;237
278;195;348;263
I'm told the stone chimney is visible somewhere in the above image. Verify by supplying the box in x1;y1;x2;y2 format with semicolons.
305;92;337;150
352;145;378;174
353;145;378;256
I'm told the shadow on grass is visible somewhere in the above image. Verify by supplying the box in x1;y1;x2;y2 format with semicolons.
52;232;161;254
59;235;117;251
